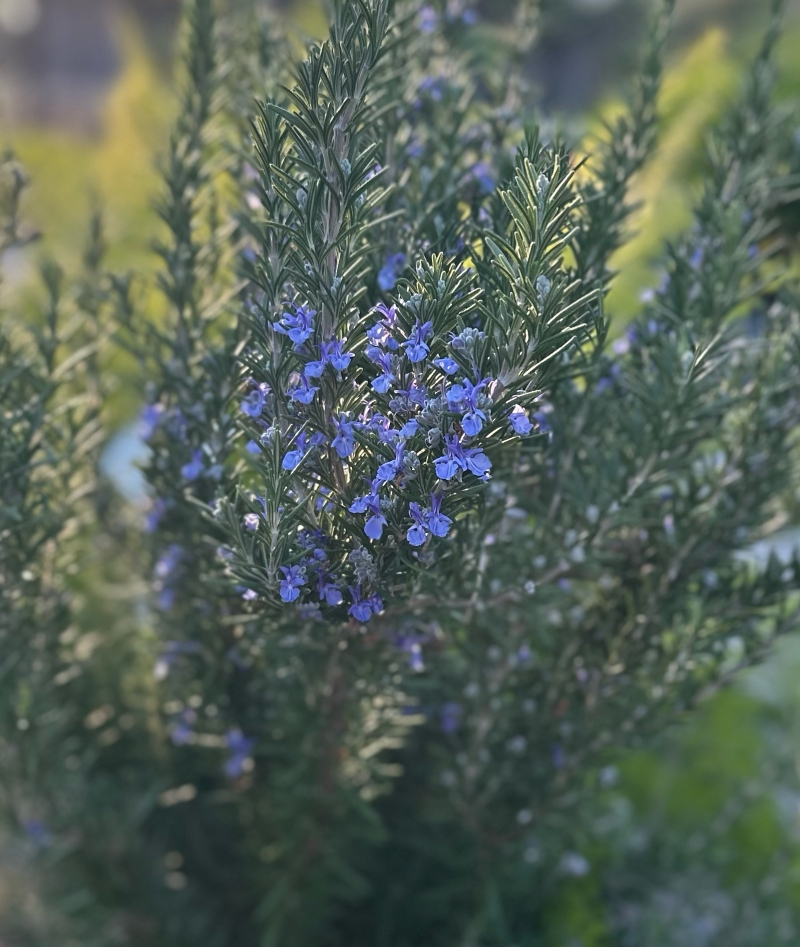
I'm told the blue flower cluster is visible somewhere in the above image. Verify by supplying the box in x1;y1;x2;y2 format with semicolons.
237;273;542;623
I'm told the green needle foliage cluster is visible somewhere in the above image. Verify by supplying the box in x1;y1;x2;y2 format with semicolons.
1;1;800;945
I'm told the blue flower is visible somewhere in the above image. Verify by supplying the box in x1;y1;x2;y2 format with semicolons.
307;339;354;376
144;498;168;534
324;339;354;372
417;5;437;33
171;709;197;746
368;349;396;393
533;410;552;435
396;636;425;671
317;573;343;606
240;383;269;418
241;588;258;601
273;304;316;345
446;377;490;436
434;356;459;375
224;729;255;779
140;403;164;441
279;565;307;602
366;303;400;350
402;320;434;363
304;357;326;378
508;406;533;435
406;380;428;407
434;435;491;481
348;587;383;622
376;442;407;483
399;418;420;438
407;502;428;546
332;416;356;459
155;544;182;580
426;493;453;537
440;702;462;734
282;432;313;470
407;494;452;545
287;374;319;404
364;413;399;443
470;161;495;194
378;253;406;292
181;450;205;481
23;819;53;850
243;513;260;531
349;491;388;540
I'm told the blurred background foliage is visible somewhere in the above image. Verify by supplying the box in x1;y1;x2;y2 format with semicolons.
2;1;800;943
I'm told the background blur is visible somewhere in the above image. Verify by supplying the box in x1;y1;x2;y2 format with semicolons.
3;1;800;944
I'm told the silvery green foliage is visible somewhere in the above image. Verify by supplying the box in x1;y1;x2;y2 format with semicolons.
4;0;800;945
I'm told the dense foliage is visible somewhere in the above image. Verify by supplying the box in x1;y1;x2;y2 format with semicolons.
2;1;800;945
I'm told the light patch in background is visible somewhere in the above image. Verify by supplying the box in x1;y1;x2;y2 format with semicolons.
100;424;149;505
569;0;621;11
0;0;41;35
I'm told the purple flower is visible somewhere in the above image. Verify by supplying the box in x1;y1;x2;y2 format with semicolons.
140;403;164;441
273;304;316;345
287;374;319;405
240;383;269;418
407;502;428;546
403;320;434;363
242;588;258;601
434;357;459;375
332;416;356;459
376;441;407;483
434;435;491;481
279;565;307;603
378;253;406;292
508;406;533;436
224;729;255;779
349;491;387;540
243;513;260;531
181;450;205;481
